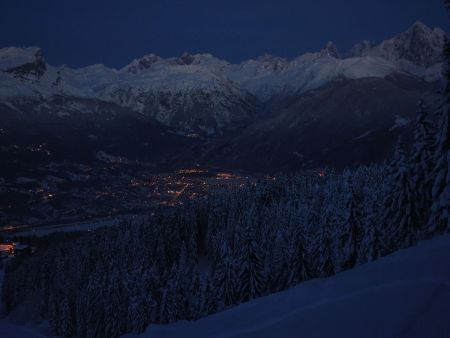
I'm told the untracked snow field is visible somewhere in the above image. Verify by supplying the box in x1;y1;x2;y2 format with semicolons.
125;235;450;338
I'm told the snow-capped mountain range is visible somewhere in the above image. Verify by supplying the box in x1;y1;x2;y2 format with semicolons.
0;21;446;134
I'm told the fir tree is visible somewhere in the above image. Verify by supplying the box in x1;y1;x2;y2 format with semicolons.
340;180;364;270
212;243;239;309
86;274;106;338
237;212;265;302
288;225;312;285
317;206;336;277
360;224;384;263
59;291;75;337
269;231;291;292
127;294;149;334
382;140;420;250
159;265;180;324
104;271;124;338
410;100;436;228
428;34;450;234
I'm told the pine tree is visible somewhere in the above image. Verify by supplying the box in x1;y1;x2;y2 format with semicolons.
127;295;148;334
212;243;239;309
382;140;420;250
317;206;336;278
268;231;290;292
59;290;75;337
410;100;436;228
48;292;60;335
159;265;179;324
360;224;384;263
75;290;88;338
339;179;364;270
104;271;125;338
86;274;106;338
428;33;450;234
185;271;202;319
288;225;312;285
198;276;218;316
237;213;265;302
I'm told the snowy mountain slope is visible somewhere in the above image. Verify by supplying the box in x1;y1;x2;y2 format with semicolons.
124;234;450;338
221;21;446;100
93;66;260;133
205;74;439;172
352;21;446;67
0;47;44;72
348;21;446;82
0;48;260;133
0;22;445;130
223;44;399;101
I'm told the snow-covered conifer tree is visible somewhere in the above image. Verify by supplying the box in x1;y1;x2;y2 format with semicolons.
410;100;436;228
382;140;419;250
237;205;265;302
339;177;364;270
428;36;450;234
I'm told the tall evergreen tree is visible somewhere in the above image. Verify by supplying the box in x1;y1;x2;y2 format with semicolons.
410;100;436;228
428;30;450;234
382;140;420;249
288;225;312;285
339;179;364;270
317;205;337;278
360;223;384;263
104;270;124;338
237;211;265;302
86;274;106;338
159;265;180;324
268;231;291;292
212;243;239;309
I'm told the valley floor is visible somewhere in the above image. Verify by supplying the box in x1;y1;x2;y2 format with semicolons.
125;234;450;338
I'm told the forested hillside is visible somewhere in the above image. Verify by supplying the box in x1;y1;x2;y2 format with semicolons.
3;96;449;336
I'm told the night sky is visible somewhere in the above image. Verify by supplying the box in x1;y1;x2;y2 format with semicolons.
0;0;448;68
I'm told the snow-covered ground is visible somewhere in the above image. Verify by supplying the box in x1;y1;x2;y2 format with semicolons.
0;320;48;338
125;235;450;338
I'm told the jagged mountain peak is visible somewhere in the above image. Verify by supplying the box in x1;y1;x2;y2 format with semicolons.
321;41;341;58
406;20;446;38
176;52;196;65
344;21;446;68
377;21;446;67
346;40;376;58
401;20;446;42
172;52;229;68
0;46;44;71
238;53;289;74
0;46;47;79
255;53;287;63
410;20;432;32
124;53;163;73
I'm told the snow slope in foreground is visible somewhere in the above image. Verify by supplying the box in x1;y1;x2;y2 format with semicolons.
126;235;450;338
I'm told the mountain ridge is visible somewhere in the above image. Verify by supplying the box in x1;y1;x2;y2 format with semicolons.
0;21;446;171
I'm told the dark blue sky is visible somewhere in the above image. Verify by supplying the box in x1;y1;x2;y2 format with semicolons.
0;0;448;68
